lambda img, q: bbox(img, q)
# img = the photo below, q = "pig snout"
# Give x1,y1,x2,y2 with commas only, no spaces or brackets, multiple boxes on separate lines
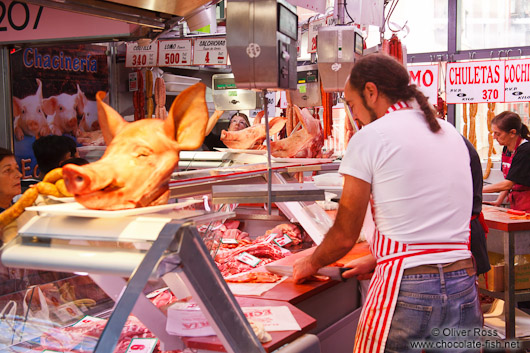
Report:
66,117,77,130
27,120,40,134
62,164,93,194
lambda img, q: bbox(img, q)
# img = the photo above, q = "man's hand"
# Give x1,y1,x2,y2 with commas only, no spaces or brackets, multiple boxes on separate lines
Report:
342,254,377,280
293,256,319,284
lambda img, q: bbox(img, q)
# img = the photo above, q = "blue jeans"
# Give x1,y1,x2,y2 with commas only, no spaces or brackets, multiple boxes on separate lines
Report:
385,267,482,353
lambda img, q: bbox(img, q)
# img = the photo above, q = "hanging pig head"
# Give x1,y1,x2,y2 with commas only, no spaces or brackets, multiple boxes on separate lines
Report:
63,83,209,210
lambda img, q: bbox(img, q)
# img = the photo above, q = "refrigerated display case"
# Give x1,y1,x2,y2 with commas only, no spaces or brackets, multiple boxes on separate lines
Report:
0,161,365,353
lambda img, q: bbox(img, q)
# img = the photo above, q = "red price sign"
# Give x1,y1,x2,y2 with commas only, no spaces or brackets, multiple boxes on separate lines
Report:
193,37,227,65
307,18,325,53
158,39,191,67
125,338,158,353
125,42,157,68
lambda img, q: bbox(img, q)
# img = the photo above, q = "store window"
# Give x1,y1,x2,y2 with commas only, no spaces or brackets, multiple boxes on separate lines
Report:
368,0,448,54
459,0,530,51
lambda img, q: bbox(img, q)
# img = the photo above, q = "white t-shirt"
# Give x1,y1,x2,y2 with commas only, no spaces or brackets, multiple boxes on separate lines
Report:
339,107,472,269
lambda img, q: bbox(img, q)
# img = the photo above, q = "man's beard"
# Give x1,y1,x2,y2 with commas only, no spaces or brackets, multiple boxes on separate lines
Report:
360,93,378,123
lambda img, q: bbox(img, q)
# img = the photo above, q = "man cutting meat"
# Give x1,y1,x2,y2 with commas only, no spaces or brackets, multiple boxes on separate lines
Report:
293,54,481,352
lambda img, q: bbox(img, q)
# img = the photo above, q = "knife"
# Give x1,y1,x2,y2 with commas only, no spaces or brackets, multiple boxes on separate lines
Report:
485,205,526,216
265,264,351,282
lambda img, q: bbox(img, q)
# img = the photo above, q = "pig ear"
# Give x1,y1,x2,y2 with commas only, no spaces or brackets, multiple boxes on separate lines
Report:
253,111,264,125
299,107,319,135
36,79,43,99
164,83,208,151
293,106,318,135
42,97,56,116
268,116,287,135
96,91,127,144
12,97,21,117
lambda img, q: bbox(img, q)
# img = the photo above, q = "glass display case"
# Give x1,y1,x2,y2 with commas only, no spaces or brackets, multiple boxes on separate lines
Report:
0,160,343,352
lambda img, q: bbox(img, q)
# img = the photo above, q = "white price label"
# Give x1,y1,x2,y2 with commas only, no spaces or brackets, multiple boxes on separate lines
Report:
263,232,278,243
446,60,505,103
221,238,239,244
158,39,192,67
125,338,158,353
236,252,262,267
126,42,158,68
308,18,325,53
297,26,302,58
193,37,228,65
273,234,293,247
73,315,106,327
54,302,84,323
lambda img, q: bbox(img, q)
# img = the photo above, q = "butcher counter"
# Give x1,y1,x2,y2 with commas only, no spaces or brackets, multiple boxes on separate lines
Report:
0,201,369,353
480,205,530,347
185,242,371,353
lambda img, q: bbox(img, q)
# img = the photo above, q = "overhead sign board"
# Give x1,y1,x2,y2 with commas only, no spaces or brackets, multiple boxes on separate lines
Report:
125,42,158,68
445,60,505,103
193,37,227,65
0,0,131,44
408,64,439,105
307,17,325,53
504,58,530,102
158,39,192,67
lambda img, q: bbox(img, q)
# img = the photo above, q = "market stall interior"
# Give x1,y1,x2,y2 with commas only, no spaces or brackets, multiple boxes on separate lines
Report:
2,0,530,352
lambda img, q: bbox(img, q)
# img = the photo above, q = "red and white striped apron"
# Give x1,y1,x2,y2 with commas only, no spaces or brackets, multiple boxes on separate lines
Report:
353,228,470,353
353,101,470,353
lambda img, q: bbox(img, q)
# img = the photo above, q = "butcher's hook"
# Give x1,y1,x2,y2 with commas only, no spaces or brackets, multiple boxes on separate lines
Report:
506,49,512,59
498,50,505,59
469,52,476,60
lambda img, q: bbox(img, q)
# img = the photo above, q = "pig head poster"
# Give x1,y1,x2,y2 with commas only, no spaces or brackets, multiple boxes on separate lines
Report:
10,44,108,179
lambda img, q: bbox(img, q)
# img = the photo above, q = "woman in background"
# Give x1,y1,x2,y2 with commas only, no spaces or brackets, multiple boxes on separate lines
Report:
483,111,530,212
0,148,22,213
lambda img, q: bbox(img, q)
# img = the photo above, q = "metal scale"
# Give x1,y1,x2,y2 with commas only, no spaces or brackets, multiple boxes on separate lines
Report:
224,0,325,212
317,25,364,92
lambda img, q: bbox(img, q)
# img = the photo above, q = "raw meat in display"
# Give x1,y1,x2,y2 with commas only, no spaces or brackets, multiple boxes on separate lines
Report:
63,83,209,210
215,241,289,277
270,106,324,158
225,271,282,283
255,223,303,246
220,116,286,149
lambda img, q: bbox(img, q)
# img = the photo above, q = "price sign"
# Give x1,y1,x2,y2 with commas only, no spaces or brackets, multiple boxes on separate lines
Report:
273,234,293,247
446,60,505,103
408,64,439,105
125,42,157,68
236,252,261,267
125,338,158,353
193,37,227,65
307,17,325,53
158,39,192,67
504,58,530,102
72,315,106,327
297,26,302,58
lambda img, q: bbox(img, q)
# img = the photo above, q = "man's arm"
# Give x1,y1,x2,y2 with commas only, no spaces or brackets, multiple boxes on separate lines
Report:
293,175,371,283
